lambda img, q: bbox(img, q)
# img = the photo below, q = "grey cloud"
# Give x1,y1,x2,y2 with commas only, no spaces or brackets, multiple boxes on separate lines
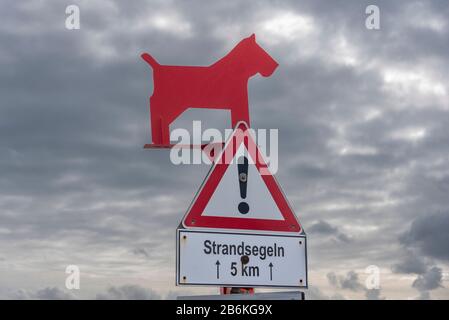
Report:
309,220,339,234
340,271,364,291
416,291,431,300
308,220,351,243
400,212,449,261
96,285,161,300
327,272,339,287
12,285,165,300
394,216,446,297
392,251,428,275
365,289,385,300
305,286,346,300
1,0,449,300
11,287,77,300
132,247,151,259
412,267,443,291
327,271,363,291
328,271,386,299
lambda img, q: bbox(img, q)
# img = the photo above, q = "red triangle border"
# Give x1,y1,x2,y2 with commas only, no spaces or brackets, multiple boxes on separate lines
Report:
182,122,302,233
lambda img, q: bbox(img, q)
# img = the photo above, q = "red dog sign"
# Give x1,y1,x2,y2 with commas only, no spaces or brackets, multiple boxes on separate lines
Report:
141,34,278,146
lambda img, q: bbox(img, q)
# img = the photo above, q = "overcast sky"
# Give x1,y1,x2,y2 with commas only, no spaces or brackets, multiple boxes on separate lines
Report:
1,0,448,299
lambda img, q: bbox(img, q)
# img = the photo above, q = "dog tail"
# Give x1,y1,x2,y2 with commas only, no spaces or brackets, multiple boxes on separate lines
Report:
141,53,160,69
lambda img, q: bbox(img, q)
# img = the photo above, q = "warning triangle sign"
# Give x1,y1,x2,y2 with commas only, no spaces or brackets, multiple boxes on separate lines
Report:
182,122,303,233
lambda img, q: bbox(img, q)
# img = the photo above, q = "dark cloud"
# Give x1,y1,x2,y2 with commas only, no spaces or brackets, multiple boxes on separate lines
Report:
308,220,350,243
309,220,338,234
412,267,443,291
340,271,364,291
400,212,449,261
328,270,386,300
393,213,447,298
327,271,364,291
394,220,445,297
392,251,428,275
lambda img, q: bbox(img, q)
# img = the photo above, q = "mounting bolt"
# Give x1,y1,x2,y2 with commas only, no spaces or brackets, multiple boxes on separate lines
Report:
299,279,303,284
182,276,187,281
299,240,302,245
183,235,187,240
191,219,196,225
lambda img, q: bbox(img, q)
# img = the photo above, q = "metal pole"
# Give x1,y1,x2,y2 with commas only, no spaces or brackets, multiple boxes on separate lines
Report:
220,287,255,295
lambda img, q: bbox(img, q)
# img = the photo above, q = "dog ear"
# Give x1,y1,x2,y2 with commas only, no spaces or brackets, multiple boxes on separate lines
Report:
250,33,256,41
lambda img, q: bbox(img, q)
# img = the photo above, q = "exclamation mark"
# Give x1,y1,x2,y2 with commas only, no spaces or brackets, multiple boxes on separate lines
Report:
237,156,249,214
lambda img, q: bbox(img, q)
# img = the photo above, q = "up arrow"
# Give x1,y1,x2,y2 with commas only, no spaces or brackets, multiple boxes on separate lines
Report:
269,262,274,281
216,260,221,279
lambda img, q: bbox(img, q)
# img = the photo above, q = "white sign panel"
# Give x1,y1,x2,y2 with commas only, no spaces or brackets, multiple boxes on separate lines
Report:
176,229,307,288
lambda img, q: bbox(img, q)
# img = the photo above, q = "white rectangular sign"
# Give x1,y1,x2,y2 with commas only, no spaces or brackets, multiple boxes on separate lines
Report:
176,229,307,288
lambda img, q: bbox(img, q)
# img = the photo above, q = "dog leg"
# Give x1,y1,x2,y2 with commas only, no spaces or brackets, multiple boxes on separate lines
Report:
150,116,171,146
150,115,163,145
160,117,170,145
150,97,164,145
150,96,171,146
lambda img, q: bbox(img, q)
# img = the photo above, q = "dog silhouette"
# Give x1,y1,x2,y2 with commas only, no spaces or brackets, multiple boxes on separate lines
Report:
141,34,278,146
